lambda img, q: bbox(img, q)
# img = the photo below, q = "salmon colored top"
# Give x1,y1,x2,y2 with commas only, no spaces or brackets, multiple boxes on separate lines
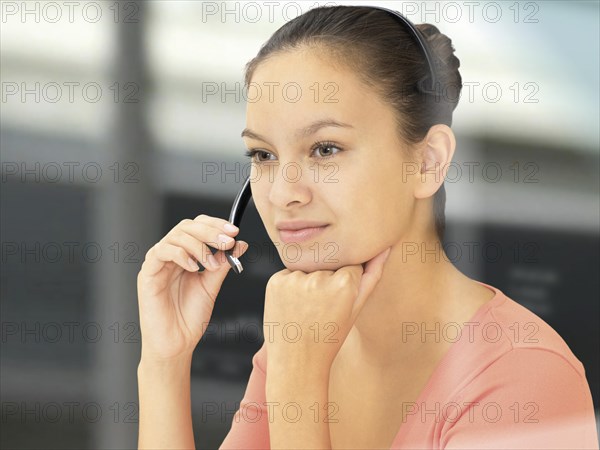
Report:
220,281,599,449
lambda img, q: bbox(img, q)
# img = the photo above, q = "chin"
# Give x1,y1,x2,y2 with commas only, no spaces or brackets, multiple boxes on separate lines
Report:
280,257,345,273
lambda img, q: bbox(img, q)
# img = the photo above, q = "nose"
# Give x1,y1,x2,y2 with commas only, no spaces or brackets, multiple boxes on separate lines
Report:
267,162,312,209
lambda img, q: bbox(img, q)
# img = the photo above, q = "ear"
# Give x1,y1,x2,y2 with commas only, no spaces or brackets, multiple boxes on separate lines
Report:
414,124,456,200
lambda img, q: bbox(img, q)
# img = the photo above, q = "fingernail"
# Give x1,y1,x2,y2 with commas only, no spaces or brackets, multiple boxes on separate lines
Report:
208,254,219,268
224,223,238,233
218,233,234,244
188,258,199,270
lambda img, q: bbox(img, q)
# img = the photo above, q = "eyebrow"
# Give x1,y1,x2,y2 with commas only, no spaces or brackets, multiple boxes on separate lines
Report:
240,118,354,144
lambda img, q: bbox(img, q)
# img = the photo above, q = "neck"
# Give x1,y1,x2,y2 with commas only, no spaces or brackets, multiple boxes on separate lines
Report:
346,228,484,372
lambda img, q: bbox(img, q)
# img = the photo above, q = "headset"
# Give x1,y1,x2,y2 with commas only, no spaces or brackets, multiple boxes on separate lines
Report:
224,6,438,274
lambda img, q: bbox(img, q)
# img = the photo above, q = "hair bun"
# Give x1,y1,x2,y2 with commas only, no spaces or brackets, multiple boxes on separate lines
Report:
416,23,461,72
416,23,462,110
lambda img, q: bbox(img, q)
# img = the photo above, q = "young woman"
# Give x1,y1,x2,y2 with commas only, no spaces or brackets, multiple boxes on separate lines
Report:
137,5,599,449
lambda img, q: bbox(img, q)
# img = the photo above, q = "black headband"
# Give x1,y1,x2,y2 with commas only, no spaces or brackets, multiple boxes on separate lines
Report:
368,6,439,95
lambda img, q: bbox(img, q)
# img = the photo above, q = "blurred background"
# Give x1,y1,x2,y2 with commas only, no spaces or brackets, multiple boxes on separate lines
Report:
1,0,598,448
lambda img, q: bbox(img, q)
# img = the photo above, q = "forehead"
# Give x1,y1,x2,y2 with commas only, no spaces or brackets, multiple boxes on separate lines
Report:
245,49,391,133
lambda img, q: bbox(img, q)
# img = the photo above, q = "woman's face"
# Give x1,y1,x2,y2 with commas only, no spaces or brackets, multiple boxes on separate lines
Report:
242,48,419,272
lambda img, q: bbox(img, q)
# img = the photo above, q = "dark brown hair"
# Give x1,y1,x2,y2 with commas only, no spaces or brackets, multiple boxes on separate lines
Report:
244,5,463,242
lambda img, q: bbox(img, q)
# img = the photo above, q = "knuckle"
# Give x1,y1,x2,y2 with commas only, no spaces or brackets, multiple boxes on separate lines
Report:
336,271,353,286
177,247,188,260
144,244,155,260
266,275,277,287
267,272,283,288
306,274,321,290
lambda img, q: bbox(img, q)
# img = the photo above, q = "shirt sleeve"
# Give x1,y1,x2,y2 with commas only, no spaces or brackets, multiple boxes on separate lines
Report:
441,348,599,449
219,342,270,450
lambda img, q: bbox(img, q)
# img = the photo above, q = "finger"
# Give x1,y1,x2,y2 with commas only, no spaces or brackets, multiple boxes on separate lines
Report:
140,215,240,277
178,220,239,253
200,241,250,297
213,240,250,265
141,241,200,277
350,247,391,321
192,214,240,236
164,230,221,271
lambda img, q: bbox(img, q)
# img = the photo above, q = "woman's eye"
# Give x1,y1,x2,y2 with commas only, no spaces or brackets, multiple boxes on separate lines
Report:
244,149,274,162
313,142,342,159
243,142,343,163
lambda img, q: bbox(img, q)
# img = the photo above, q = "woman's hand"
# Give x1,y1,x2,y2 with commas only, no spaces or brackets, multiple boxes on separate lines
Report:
263,246,392,373
137,214,249,363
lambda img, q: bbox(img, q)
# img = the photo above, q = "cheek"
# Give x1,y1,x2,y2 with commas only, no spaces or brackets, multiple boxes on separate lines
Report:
320,180,385,261
341,170,411,243
340,163,398,216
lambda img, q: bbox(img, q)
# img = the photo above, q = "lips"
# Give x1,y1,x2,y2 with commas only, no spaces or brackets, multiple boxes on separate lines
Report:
278,224,329,244
275,220,329,231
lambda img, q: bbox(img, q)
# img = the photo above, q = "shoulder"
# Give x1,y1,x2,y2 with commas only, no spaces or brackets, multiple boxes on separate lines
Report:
440,288,598,448
457,346,589,403
486,288,586,378
436,285,592,408
442,346,598,449
437,285,588,395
